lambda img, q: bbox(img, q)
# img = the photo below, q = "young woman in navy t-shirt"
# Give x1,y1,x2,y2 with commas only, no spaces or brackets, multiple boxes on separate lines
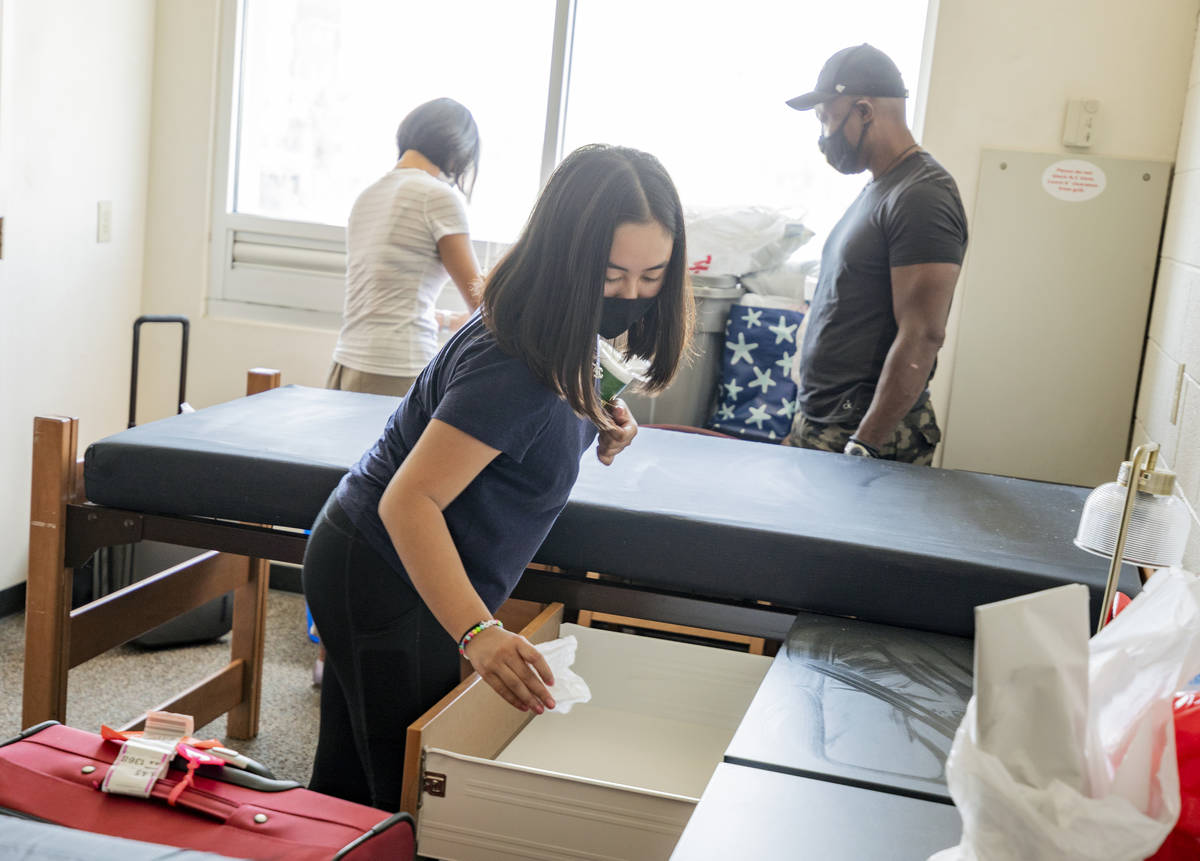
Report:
302,144,694,811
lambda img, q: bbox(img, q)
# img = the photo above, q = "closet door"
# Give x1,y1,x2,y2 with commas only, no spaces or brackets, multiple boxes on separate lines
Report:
941,150,1170,487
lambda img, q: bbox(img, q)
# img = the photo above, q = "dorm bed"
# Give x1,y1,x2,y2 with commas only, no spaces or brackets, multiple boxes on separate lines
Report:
24,378,1135,739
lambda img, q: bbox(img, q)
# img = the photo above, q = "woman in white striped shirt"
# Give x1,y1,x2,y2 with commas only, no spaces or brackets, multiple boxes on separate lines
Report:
329,98,484,397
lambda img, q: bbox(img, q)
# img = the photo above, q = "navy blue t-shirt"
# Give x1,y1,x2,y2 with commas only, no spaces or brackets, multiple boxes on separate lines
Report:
335,314,598,613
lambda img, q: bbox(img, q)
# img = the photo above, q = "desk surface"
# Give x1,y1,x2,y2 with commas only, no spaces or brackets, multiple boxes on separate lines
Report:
669,763,962,861
725,612,972,803
84,385,1136,636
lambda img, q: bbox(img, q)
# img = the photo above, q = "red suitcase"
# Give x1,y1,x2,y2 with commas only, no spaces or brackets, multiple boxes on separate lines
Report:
0,722,413,860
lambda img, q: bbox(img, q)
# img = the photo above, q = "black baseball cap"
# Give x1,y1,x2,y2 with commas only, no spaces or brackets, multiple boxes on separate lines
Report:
786,43,908,111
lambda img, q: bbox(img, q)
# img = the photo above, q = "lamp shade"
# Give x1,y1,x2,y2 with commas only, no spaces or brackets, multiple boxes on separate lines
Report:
1074,477,1190,567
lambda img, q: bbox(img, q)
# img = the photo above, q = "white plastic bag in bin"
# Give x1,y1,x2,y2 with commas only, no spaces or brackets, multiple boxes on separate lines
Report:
930,568,1200,861
685,205,813,279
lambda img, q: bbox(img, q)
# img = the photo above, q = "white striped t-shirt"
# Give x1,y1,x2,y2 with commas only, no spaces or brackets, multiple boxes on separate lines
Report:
332,168,470,376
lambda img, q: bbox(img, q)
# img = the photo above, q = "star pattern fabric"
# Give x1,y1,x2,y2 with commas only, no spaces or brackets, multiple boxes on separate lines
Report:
749,366,776,393
726,332,758,365
767,315,798,345
709,304,806,442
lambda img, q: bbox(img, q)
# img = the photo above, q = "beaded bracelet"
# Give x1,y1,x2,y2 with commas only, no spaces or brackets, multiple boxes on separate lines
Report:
458,619,504,658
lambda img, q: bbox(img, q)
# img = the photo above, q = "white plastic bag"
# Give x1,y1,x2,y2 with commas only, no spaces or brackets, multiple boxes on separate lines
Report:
684,205,813,279
931,568,1200,861
740,259,819,304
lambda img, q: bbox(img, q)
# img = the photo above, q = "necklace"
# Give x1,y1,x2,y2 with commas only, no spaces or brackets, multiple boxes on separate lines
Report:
876,143,920,180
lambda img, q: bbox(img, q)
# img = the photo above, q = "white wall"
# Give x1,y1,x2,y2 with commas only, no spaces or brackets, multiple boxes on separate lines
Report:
1136,22,1200,570
137,1,336,423
918,0,1199,449
0,1,156,592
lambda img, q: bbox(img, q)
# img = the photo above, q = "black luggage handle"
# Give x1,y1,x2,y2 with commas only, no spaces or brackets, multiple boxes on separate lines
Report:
130,315,189,428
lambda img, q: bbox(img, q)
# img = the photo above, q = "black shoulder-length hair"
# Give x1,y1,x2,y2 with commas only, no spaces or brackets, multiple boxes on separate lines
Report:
482,144,694,430
395,98,480,198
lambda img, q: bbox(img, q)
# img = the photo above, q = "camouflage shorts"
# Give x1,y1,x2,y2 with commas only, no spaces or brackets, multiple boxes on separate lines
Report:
783,401,942,466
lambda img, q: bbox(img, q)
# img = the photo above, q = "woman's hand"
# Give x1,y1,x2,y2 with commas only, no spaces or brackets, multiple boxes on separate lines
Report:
464,626,557,714
435,309,471,331
596,398,637,465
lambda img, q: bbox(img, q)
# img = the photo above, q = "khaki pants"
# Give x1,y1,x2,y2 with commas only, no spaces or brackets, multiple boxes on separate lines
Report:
326,362,417,398
784,400,942,466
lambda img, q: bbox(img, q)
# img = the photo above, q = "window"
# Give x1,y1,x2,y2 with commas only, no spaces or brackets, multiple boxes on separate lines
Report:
564,0,928,242
210,0,565,326
209,0,929,326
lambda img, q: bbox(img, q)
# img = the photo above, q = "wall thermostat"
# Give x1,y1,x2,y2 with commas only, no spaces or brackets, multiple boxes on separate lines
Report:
1063,98,1099,148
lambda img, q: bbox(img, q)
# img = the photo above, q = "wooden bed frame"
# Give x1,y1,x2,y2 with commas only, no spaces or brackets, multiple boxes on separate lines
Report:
22,368,792,739
21,369,293,738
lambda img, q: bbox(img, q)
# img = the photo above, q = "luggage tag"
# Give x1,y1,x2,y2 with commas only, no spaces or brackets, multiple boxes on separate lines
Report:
100,711,195,800
99,710,265,800
101,710,223,752
100,737,176,798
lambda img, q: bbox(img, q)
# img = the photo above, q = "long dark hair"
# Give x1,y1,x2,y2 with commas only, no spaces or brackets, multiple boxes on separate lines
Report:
395,98,480,198
483,144,694,429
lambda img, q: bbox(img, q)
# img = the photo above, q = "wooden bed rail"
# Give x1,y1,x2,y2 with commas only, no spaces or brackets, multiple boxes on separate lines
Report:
22,369,281,738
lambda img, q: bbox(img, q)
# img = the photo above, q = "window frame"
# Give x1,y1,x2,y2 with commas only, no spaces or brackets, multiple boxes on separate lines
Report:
207,0,576,328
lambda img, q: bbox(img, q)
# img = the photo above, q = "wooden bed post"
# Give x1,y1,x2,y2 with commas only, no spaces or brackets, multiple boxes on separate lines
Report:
22,416,80,728
226,368,281,739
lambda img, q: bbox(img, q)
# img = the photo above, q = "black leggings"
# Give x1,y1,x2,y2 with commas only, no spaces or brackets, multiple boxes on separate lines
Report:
302,493,460,811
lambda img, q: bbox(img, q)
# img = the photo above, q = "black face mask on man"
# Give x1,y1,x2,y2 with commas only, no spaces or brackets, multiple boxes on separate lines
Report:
818,106,871,175
598,297,656,339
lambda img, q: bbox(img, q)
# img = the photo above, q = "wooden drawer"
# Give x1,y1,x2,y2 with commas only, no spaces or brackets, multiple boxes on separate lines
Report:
403,603,772,860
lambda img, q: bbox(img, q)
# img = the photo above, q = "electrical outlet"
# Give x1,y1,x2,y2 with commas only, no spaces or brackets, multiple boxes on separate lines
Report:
97,201,112,243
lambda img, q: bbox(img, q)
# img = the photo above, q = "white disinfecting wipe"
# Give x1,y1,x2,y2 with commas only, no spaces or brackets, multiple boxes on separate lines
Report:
535,635,591,714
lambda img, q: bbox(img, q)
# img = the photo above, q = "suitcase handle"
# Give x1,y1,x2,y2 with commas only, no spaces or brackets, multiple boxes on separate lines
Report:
1,721,61,748
129,315,189,428
333,810,415,860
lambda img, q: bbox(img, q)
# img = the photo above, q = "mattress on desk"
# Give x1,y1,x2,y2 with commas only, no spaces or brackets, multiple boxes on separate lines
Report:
540,423,1137,636
84,385,1135,636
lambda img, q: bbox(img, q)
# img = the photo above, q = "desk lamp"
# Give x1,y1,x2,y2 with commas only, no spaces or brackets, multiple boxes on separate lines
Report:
1074,442,1190,631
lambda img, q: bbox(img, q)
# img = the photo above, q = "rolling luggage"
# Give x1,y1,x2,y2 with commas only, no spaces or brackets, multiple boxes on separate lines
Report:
0,722,414,860
79,315,234,647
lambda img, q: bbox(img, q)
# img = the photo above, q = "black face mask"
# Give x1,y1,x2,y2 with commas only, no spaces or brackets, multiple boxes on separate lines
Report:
599,297,656,339
818,108,871,175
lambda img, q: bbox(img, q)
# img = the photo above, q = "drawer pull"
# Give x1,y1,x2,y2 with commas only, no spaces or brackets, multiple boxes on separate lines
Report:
423,772,447,797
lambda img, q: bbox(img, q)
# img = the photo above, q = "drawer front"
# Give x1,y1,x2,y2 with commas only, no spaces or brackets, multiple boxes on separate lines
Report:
402,602,564,818
419,749,693,861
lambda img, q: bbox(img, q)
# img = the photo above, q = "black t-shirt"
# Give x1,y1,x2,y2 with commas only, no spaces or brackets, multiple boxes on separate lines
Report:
335,314,598,613
798,151,968,423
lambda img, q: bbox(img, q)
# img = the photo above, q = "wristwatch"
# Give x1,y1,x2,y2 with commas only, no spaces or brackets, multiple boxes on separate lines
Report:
843,437,880,458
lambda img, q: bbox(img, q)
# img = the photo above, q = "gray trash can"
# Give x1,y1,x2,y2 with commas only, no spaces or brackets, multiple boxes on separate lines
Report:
622,277,743,427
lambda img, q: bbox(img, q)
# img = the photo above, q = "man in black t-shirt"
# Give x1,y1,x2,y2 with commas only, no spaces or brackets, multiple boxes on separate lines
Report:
783,44,968,465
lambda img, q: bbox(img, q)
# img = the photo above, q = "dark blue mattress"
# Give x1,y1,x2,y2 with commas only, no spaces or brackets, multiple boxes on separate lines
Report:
83,385,1135,636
